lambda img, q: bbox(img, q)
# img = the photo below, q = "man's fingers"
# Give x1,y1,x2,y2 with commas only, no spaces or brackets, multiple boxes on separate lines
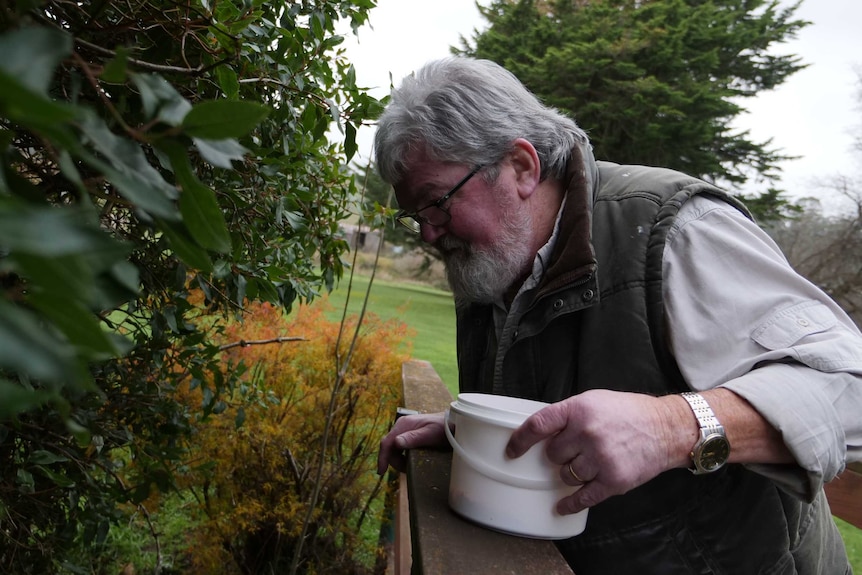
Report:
506,404,568,458
377,412,447,475
377,448,406,475
556,481,607,515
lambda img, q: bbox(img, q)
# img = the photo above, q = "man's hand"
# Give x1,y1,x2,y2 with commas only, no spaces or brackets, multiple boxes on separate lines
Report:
377,412,448,475
506,390,692,515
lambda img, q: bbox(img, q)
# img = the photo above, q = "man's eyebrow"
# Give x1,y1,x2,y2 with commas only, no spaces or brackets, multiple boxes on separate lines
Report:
406,180,448,204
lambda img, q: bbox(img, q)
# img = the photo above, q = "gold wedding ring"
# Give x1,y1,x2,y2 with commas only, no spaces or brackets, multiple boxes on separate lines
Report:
567,462,586,483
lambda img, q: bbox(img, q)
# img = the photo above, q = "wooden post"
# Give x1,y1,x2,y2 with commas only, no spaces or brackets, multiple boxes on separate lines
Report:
826,462,862,530
394,473,411,574
396,360,574,575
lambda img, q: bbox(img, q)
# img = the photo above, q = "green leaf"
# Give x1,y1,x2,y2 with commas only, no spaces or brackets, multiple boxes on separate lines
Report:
16,469,35,494
253,278,280,304
12,254,96,305
160,140,232,253
0,299,77,383
182,100,270,139
35,466,76,488
109,260,141,296
100,47,130,84
130,73,192,125
344,122,357,162
215,66,240,100
131,482,151,504
29,450,70,465
0,379,53,419
76,111,180,220
193,137,248,169
326,97,341,130
0,27,72,95
65,419,91,448
28,292,123,359
311,11,325,40
0,69,77,132
56,150,85,194
158,220,214,272
0,200,129,257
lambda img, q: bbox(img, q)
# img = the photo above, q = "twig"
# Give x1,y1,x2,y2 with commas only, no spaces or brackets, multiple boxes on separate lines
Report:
69,51,137,138
288,159,386,575
218,336,306,351
137,503,164,575
75,36,205,74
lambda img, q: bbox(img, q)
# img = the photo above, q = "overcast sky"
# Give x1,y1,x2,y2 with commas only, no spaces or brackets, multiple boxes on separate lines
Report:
342,0,861,204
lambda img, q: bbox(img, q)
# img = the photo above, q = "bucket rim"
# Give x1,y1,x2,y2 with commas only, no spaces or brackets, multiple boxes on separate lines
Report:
450,393,548,428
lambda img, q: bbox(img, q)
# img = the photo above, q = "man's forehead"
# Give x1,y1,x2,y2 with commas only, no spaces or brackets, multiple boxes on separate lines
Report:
396,150,453,194
399,146,438,177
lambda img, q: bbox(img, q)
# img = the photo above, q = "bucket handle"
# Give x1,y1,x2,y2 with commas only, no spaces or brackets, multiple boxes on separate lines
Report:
444,409,563,490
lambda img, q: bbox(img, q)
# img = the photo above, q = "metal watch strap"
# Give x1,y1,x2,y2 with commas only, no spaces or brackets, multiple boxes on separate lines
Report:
680,392,722,434
680,391,730,474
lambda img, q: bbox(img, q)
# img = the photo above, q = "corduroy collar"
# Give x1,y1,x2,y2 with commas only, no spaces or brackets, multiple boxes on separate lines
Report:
535,142,599,299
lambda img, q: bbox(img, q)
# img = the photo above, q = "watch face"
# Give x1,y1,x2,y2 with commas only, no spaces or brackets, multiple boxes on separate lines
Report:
699,434,731,471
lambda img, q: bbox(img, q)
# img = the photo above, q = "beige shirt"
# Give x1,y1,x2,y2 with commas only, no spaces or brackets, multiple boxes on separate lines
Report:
664,194,862,498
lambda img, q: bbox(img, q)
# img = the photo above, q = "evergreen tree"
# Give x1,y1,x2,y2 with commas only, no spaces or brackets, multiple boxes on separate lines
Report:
458,0,808,191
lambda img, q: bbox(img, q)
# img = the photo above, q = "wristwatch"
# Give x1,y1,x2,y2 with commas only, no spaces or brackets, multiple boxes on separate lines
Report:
680,392,731,474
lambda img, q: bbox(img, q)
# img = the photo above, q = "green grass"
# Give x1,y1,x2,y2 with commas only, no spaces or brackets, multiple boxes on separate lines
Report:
322,272,862,571
837,518,862,569
321,273,459,395
64,491,195,574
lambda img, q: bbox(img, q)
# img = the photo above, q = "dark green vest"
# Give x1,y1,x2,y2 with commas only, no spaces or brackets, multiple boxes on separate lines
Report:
455,161,848,574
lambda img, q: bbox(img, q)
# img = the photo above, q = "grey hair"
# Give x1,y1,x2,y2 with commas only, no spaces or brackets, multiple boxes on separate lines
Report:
373,57,589,185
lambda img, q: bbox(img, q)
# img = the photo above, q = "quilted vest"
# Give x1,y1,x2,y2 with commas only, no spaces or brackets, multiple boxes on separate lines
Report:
454,160,849,574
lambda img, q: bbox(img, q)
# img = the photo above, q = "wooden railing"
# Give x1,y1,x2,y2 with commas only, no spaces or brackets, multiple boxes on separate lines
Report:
388,359,862,574
825,461,862,529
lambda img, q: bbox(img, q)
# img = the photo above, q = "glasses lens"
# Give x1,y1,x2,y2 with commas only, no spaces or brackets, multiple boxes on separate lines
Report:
416,206,450,227
396,215,421,233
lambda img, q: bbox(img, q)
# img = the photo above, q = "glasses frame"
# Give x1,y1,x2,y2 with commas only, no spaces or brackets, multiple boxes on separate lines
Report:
395,164,484,233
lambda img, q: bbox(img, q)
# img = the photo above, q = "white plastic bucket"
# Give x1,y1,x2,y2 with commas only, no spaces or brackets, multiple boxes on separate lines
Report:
445,393,589,539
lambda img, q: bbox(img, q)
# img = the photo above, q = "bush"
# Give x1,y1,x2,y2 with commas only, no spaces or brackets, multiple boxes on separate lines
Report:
176,301,410,574
0,0,382,570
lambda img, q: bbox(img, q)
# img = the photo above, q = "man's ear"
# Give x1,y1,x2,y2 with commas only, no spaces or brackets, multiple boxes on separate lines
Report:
510,138,541,200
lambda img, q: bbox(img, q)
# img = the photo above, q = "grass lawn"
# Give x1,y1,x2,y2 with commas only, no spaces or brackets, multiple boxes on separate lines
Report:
320,273,459,396
322,272,862,571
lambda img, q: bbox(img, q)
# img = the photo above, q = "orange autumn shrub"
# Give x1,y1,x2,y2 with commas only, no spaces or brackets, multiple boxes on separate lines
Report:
178,301,411,574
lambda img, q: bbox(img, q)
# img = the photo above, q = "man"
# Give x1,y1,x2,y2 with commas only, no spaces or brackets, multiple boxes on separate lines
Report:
375,57,862,574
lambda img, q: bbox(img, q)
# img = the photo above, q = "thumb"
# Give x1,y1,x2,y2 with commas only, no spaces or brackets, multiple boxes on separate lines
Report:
506,405,566,458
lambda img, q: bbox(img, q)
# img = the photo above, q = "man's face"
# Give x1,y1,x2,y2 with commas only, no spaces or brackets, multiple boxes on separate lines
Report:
394,149,535,303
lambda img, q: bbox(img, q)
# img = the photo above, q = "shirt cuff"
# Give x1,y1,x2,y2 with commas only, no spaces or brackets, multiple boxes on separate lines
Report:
720,361,847,501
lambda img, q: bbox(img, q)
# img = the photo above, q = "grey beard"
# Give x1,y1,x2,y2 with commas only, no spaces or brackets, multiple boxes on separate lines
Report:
438,210,534,304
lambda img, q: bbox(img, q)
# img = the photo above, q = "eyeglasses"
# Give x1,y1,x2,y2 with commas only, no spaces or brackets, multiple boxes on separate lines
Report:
395,165,484,233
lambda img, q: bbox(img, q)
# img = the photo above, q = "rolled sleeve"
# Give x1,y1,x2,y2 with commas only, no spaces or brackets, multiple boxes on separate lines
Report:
723,362,850,500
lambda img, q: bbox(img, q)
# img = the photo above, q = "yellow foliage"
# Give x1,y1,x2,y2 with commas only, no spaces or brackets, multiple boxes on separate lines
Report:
176,301,411,574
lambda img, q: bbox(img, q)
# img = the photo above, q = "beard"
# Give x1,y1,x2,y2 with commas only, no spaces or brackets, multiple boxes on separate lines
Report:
436,206,534,304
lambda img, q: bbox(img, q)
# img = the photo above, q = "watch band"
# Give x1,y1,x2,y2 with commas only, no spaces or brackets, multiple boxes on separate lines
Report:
680,392,722,434
680,391,730,474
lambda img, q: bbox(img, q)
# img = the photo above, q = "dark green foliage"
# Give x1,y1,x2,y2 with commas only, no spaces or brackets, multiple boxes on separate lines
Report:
0,0,382,571
458,0,808,191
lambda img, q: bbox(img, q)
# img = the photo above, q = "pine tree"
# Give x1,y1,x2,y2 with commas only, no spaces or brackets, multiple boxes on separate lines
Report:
458,0,808,190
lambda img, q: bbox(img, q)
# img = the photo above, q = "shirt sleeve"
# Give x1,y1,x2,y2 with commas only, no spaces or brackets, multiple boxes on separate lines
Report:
662,194,862,500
